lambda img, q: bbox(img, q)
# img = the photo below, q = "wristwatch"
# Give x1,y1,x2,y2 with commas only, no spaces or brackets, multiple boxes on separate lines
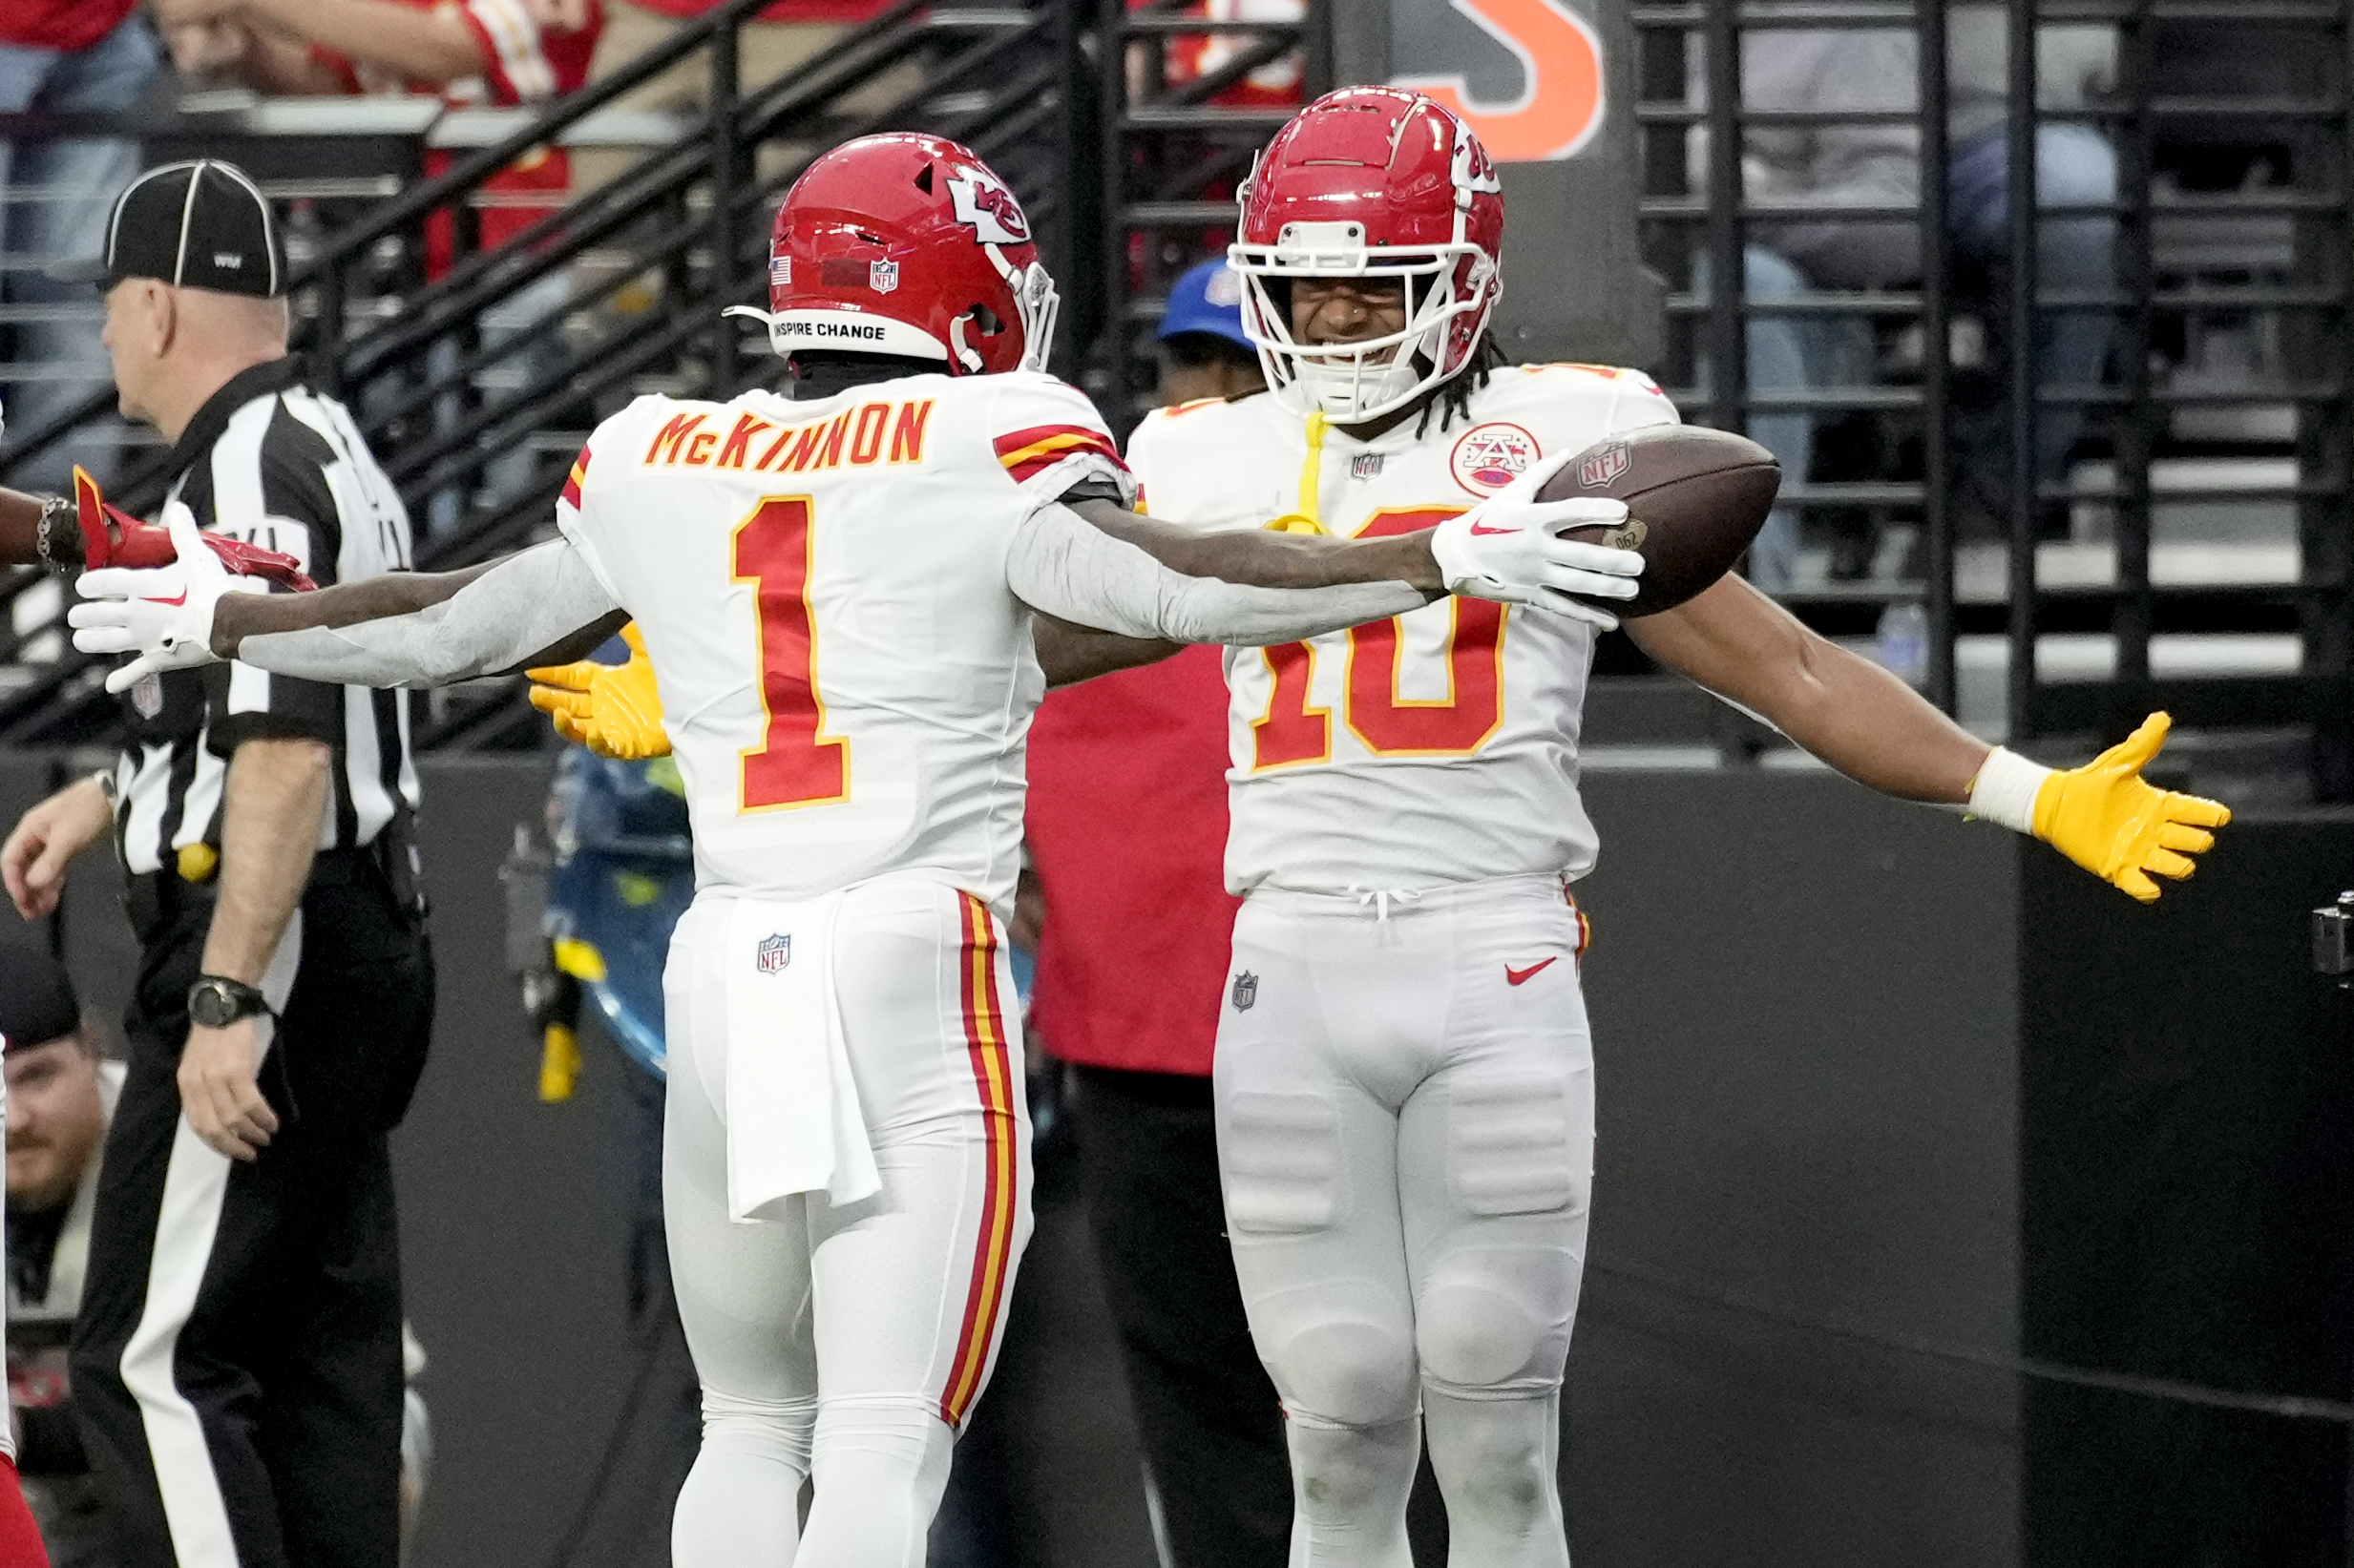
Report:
187,975,272,1029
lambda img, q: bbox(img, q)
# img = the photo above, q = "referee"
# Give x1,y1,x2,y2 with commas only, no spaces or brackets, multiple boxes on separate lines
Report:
0,161,432,1568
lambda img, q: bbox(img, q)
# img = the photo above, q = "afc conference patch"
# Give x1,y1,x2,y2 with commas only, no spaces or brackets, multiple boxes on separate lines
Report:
1449,421,1540,494
1230,971,1258,1012
756,933,792,973
1578,440,1630,490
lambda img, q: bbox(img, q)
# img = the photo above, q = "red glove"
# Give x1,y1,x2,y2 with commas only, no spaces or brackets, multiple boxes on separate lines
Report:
73,466,315,592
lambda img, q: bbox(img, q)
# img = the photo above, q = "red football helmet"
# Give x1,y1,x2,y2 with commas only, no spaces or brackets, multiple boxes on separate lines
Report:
727,133,1058,375
1229,87,1504,422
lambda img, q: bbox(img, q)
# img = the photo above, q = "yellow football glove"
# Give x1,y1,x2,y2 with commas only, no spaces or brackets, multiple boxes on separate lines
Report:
527,621,670,760
1971,712,2230,903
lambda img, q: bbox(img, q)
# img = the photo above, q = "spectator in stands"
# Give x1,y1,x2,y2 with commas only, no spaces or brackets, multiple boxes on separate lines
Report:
1018,259,1288,1568
4,944,116,1566
1722,11,2119,584
160,0,605,533
0,2,160,493
1154,258,1266,408
588,0,890,133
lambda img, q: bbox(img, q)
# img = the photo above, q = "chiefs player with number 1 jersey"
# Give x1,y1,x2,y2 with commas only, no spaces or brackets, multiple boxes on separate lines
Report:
1127,88,2231,1567
64,133,1634,1566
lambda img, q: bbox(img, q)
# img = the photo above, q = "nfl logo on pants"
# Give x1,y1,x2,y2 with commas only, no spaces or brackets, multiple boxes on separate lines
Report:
757,933,792,973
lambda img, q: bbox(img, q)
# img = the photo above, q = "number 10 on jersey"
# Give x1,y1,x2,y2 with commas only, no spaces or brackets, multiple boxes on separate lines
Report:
735,496,850,811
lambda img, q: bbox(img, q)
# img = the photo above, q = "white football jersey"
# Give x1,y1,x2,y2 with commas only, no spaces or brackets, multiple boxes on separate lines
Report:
557,369,1131,909
1127,363,1679,894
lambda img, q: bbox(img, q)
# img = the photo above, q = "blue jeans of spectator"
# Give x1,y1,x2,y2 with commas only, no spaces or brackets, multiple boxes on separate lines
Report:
1738,123,2119,583
1718,247,1875,588
0,13,160,491
1947,122,2119,507
423,269,573,536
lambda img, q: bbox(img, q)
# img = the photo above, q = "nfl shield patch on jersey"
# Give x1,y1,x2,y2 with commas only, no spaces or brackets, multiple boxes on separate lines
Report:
1230,971,1258,1012
756,933,792,973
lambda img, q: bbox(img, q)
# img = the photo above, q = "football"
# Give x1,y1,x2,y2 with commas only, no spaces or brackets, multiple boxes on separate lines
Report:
1540,424,1781,617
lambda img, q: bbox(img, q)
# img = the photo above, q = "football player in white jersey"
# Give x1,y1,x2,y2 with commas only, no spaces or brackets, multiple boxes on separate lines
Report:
1119,88,2233,1568
63,132,1641,1568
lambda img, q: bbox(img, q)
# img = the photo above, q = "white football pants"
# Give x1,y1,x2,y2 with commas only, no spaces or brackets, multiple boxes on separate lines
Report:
1214,874,1594,1568
662,878,1031,1568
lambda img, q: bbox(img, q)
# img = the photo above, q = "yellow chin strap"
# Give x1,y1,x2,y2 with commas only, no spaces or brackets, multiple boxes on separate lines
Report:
1265,408,1330,536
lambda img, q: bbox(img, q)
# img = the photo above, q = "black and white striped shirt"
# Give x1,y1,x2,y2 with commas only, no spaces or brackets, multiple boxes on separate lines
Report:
113,357,421,875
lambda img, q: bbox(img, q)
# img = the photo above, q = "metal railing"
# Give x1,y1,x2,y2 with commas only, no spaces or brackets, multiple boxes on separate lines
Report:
1076,0,1328,429
1638,0,2354,798
0,0,1082,748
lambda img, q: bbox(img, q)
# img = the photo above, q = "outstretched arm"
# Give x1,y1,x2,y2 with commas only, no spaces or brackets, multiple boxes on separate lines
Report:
1629,575,2232,902
71,526,624,691
1007,500,1437,647
1626,574,1986,803
221,541,625,684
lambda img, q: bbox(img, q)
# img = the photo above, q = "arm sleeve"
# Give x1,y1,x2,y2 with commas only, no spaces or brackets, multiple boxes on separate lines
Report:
207,431,348,754
1005,502,1425,646
237,539,620,688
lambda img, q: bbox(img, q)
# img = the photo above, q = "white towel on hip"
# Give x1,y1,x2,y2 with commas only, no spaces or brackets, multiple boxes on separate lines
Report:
719,890,881,1222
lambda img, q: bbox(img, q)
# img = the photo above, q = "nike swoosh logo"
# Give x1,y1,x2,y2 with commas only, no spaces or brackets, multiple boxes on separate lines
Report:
1505,957,1559,986
1468,522,1520,536
143,592,188,607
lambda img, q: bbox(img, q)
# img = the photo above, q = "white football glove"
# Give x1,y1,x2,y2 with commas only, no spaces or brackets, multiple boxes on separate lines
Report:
1429,449,1644,630
68,505,263,694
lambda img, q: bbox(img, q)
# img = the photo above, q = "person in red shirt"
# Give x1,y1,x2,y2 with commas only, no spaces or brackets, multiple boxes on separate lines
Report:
0,1,162,493
161,0,603,533
1019,271,1291,1568
157,0,603,277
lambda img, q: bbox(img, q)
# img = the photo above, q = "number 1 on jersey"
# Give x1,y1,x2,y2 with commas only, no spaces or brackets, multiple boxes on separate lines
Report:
734,496,849,811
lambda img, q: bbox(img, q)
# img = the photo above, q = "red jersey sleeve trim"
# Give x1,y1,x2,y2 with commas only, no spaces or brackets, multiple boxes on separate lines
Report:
993,424,1127,485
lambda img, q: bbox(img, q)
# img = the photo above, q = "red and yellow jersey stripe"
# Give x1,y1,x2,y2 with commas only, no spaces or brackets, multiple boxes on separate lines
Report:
993,423,1126,487
940,892,1020,1428
559,444,592,510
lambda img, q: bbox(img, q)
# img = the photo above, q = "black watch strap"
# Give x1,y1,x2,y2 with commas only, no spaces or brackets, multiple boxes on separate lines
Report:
188,974,272,1028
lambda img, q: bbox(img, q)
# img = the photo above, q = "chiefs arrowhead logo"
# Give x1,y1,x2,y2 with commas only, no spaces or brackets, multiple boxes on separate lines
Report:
946,167,1031,246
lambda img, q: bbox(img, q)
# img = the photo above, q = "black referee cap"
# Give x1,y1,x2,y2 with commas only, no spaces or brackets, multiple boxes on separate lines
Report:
53,159,284,299
0,942,81,1054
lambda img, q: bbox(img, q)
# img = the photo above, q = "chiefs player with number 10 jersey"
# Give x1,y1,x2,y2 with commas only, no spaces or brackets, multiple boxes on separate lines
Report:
1126,88,2232,1567
64,133,1638,1566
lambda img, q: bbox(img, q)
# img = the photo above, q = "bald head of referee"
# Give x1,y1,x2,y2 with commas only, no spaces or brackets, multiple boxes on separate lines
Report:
56,159,291,442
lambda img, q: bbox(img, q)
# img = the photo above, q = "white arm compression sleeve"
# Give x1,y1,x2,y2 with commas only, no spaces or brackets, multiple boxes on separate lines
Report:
238,539,622,688
1005,501,1427,645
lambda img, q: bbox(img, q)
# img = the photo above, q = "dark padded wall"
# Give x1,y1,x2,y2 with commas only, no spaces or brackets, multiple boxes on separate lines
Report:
2020,808,2354,1568
1568,770,2024,1568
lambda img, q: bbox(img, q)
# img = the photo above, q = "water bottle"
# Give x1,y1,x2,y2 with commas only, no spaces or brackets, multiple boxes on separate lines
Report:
1875,600,1929,688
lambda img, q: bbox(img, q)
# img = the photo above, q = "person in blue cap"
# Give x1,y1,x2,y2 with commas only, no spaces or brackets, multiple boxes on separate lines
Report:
1154,257,1268,408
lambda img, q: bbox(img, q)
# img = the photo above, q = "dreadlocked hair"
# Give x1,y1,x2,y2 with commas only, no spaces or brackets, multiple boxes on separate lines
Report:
1415,335,1506,440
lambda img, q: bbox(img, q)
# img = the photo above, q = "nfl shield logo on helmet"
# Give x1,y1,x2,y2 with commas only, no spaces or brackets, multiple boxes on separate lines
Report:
1449,422,1541,495
1230,971,1258,1012
756,933,792,973
869,260,899,294
1578,441,1630,490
